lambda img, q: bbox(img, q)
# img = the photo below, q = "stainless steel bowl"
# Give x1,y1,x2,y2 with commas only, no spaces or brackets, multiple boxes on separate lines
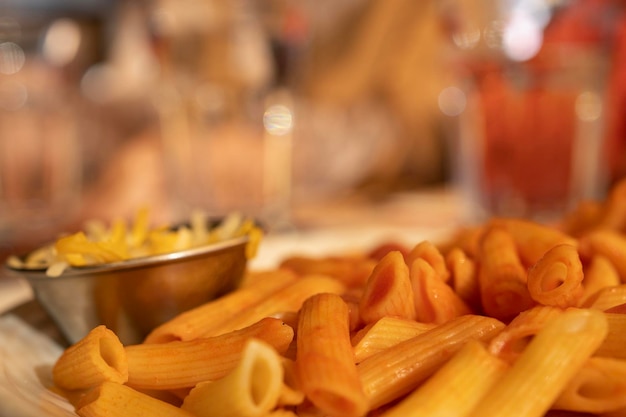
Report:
4,234,250,345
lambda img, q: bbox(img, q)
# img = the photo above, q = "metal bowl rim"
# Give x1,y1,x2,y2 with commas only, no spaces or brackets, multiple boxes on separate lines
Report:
4,235,250,281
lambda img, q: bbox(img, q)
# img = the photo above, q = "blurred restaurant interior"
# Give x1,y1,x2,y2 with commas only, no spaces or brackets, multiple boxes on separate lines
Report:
2,0,626,256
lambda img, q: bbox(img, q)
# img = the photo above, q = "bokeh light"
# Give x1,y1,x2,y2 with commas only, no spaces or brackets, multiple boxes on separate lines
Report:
575,91,602,122
438,86,467,117
42,18,82,67
502,12,543,61
0,42,25,74
453,26,481,50
263,104,293,136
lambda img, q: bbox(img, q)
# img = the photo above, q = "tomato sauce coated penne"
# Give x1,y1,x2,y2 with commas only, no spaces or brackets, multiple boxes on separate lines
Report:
358,251,415,324
49,178,626,417
405,241,450,283
380,340,508,417
527,244,584,308
470,308,608,417
357,314,505,410
487,217,578,266
477,227,535,321
296,293,368,417
409,258,471,324
144,269,298,343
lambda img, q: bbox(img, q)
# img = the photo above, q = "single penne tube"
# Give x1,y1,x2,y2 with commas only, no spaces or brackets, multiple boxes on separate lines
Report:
144,269,297,343
469,308,608,417
553,357,626,414
606,303,626,313
409,258,471,324
526,244,584,308
405,241,450,282
580,256,621,306
263,410,298,417
488,305,564,363
76,381,194,417
358,251,416,324
181,339,284,417
446,247,480,312
357,314,505,410
559,200,604,237
487,218,577,266
352,317,435,363
380,340,509,417
477,227,535,321
204,274,346,337
53,325,128,391
343,290,365,332
280,255,377,288
598,408,626,417
277,358,305,406
276,382,305,408
296,293,368,417
578,229,626,282
585,284,626,312
595,313,626,359
437,226,484,258
125,317,294,390
595,177,626,230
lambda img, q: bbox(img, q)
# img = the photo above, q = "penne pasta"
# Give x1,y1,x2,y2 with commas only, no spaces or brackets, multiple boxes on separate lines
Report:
446,247,480,312
358,251,416,324
477,227,535,321
560,199,604,237
409,258,471,324
144,269,297,343
125,317,293,390
585,284,626,312
280,255,376,288
277,358,305,407
488,305,564,363
553,357,626,414
580,256,621,306
606,302,626,314
52,325,128,391
380,340,508,417
487,218,577,266
181,339,284,417
600,408,626,417
263,410,298,417
351,316,435,364
526,244,584,308
578,229,626,282
405,240,450,282
296,293,368,417
596,177,626,231
469,308,608,417
595,313,626,359
357,314,505,410
49,176,626,417
440,225,485,258
76,381,194,417
204,274,346,337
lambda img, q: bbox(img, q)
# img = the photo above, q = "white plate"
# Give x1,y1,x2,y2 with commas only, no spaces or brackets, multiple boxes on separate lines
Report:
0,225,449,417
0,315,76,417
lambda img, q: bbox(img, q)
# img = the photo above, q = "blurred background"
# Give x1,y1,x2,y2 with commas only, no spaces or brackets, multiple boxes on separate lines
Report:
2,0,626,255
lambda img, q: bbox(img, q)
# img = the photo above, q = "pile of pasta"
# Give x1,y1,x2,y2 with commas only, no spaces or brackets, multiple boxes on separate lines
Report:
50,181,626,417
